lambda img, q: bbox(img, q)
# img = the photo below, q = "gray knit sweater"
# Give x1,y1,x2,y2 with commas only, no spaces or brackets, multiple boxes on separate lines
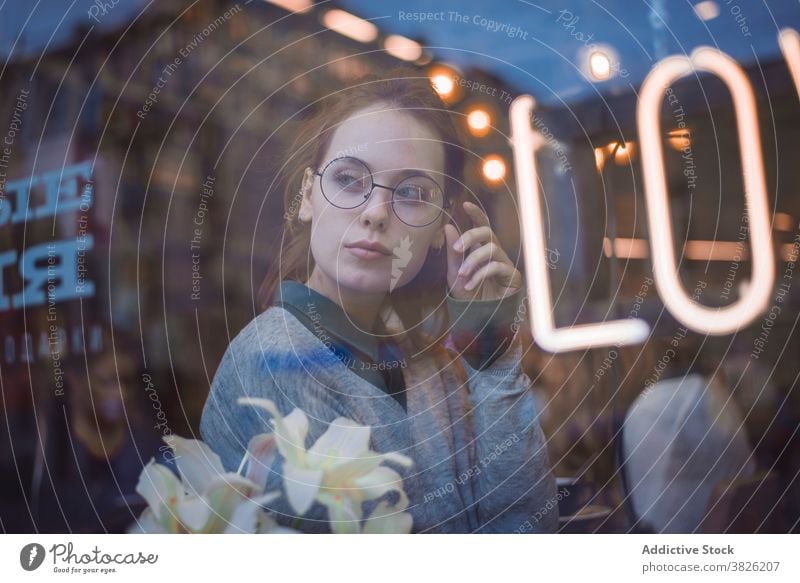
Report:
199,305,558,533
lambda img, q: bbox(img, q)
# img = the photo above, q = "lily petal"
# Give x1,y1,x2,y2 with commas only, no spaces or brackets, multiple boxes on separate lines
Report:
326,451,412,488
135,460,183,521
238,397,309,465
283,464,324,515
176,496,211,532
307,418,371,468
380,451,414,468
317,491,363,534
237,397,281,418
254,490,282,506
169,435,226,496
223,490,282,534
244,433,277,487
275,408,310,465
223,498,262,534
352,466,407,505
200,475,263,533
204,472,263,498
323,454,384,485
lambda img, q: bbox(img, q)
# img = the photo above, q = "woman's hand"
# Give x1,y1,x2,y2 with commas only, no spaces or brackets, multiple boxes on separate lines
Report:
444,201,523,301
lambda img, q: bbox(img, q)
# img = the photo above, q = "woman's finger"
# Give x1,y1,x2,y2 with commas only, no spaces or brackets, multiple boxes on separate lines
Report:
458,241,509,280
464,260,519,291
462,200,491,228
454,225,494,253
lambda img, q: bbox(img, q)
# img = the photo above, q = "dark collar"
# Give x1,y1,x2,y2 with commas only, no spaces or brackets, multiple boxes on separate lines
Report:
274,280,381,363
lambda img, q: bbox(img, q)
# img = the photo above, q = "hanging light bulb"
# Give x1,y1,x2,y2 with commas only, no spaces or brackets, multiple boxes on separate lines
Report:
482,155,506,183
467,108,492,137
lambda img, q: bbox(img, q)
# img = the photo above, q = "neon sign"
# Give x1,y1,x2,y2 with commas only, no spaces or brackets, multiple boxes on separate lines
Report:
510,32,799,353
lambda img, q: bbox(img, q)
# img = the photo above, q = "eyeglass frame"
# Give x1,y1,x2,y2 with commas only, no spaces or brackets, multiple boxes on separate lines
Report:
313,156,451,228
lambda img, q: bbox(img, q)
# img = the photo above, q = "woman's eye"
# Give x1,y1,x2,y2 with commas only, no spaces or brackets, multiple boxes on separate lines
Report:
395,185,426,203
334,171,365,190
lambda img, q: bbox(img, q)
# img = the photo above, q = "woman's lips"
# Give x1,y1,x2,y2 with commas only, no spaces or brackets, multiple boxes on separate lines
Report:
347,246,390,260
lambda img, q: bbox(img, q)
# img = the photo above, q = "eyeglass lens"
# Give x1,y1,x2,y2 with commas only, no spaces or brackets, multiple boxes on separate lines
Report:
319,157,444,227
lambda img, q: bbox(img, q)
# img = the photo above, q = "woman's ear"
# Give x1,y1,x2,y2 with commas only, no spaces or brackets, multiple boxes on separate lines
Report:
298,167,314,223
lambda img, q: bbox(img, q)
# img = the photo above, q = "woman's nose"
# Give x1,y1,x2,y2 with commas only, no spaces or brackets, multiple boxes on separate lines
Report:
358,187,392,229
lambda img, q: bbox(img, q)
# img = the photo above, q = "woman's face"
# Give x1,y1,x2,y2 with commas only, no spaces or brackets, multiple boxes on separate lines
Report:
299,104,447,295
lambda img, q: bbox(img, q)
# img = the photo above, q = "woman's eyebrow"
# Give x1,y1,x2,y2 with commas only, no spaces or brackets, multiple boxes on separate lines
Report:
372,166,437,182
352,155,439,182
395,168,436,179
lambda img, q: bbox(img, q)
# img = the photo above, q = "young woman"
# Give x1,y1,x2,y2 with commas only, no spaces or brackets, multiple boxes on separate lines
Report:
200,67,557,533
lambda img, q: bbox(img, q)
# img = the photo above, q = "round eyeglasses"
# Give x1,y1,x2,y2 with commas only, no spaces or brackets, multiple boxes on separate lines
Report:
314,156,449,227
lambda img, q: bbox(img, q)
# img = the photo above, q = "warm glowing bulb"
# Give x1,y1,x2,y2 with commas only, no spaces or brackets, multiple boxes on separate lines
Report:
594,147,606,171
384,35,423,62
322,9,378,43
614,141,636,165
774,212,794,232
431,74,454,97
667,128,692,151
482,156,506,182
467,109,491,136
589,51,612,80
266,0,312,13
693,1,720,21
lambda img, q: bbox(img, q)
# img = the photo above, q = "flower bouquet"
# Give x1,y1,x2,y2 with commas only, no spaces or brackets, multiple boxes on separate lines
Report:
128,397,413,534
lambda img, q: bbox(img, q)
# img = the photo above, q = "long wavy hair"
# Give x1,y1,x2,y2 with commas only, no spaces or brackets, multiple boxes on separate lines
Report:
257,66,470,358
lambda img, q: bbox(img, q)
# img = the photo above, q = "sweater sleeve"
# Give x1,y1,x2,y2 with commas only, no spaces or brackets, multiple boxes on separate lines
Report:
446,284,525,371
454,327,559,534
198,329,369,533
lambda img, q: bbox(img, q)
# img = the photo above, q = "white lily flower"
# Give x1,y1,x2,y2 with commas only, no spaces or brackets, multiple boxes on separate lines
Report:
238,397,414,534
129,434,287,534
